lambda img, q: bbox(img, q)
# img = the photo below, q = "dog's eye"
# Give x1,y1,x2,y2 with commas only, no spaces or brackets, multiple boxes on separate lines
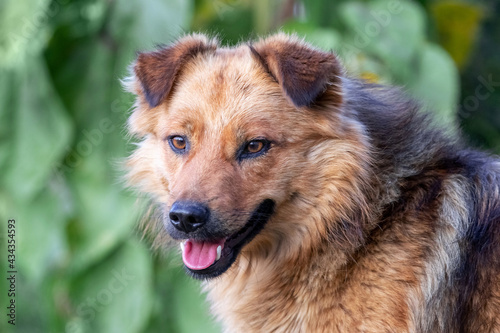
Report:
246,140,265,153
168,136,187,153
240,139,270,160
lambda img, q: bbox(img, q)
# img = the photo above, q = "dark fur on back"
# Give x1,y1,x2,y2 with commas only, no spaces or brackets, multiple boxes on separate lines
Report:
344,80,500,331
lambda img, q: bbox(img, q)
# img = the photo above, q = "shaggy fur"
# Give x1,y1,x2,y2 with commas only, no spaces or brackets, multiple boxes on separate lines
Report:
125,33,500,332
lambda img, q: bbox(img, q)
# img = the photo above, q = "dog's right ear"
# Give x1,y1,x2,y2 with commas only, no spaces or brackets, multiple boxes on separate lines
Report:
250,33,343,108
134,34,218,108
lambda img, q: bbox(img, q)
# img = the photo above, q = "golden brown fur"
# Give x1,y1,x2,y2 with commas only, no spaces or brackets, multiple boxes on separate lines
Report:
125,33,500,332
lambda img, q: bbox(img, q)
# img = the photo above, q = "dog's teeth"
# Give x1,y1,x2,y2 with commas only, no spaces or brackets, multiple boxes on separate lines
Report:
180,241,185,252
216,245,222,261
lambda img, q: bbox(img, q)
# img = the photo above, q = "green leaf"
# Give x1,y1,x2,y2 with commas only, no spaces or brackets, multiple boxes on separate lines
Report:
14,175,71,284
68,239,153,333
281,21,341,51
11,275,61,333
302,0,346,28
110,0,193,53
146,255,221,333
45,32,136,275
0,0,52,68
66,151,139,274
50,13,152,275
1,58,73,202
0,68,15,175
339,0,426,82
56,41,138,274
169,265,221,333
406,43,459,125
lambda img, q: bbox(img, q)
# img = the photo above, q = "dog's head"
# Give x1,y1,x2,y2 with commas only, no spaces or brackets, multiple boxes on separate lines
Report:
126,33,369,279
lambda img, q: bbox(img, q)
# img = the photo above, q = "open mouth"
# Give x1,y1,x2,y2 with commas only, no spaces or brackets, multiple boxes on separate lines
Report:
179,199,275,279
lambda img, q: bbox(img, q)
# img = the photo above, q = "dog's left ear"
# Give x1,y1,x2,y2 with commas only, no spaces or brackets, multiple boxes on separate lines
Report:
251,34,343,107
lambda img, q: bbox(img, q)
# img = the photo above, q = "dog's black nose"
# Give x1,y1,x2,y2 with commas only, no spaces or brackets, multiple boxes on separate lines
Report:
169,201,210,233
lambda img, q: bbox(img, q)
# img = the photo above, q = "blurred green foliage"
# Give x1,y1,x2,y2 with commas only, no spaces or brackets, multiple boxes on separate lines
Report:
0,0,498,332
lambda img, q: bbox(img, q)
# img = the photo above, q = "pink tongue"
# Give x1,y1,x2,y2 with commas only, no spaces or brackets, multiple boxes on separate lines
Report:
182,239,224,270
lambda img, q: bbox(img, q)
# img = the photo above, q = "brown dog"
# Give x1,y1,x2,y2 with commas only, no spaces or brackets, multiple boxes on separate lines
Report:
125,33,500,332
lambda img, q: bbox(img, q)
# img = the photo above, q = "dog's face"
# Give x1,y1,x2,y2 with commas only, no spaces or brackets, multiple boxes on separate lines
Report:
127,34,354,279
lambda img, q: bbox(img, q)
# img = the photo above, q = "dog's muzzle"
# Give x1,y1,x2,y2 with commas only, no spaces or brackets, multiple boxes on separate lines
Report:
174,199,276,279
